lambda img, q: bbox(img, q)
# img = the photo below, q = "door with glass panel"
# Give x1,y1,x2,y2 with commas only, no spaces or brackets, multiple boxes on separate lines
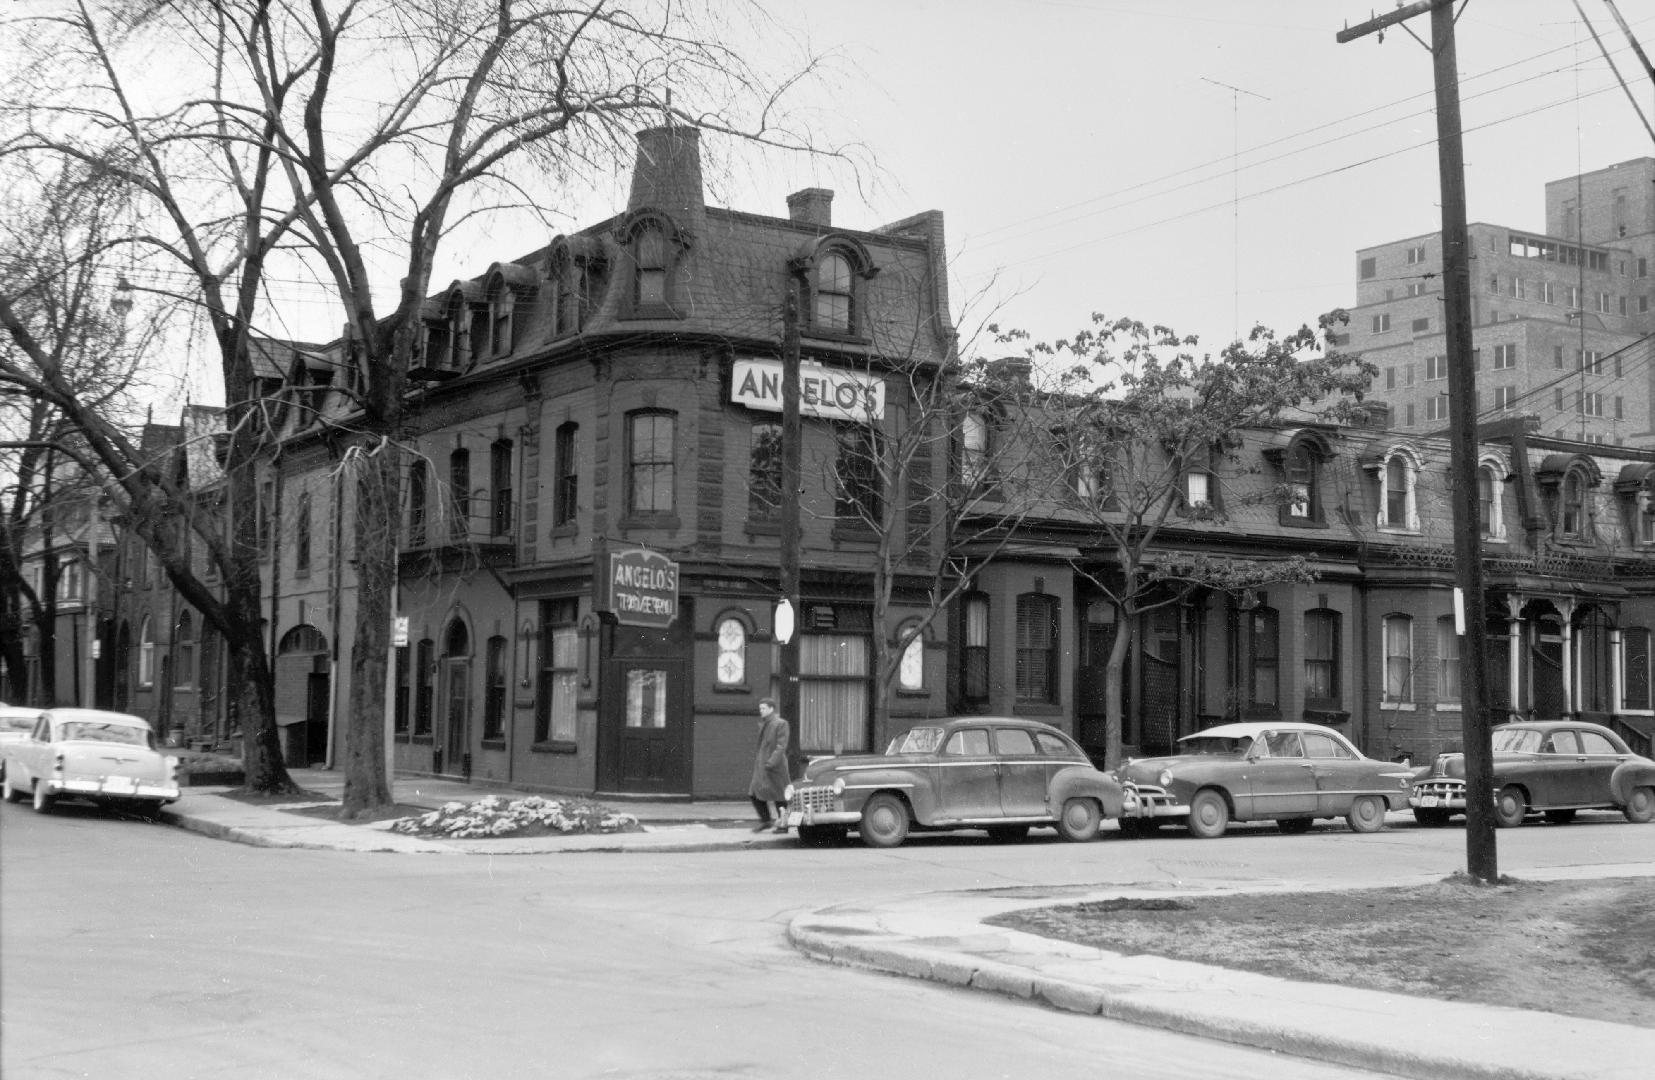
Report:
604,659,686,793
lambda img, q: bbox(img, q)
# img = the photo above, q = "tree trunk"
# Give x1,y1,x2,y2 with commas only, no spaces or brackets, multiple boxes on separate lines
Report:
341,448,395,816
227,617,288,790
1102,603,1132,770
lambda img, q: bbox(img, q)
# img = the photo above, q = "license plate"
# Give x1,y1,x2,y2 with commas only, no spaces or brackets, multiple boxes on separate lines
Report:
787,811,803,827
1419,795,1439,807
101,776,139,794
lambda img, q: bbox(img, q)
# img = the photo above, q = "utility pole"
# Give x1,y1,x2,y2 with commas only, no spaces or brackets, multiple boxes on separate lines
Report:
779,284,803,766
1340,0,1498,883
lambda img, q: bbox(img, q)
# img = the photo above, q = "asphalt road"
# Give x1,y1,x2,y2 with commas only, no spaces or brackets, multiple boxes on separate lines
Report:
4,802,1648,1080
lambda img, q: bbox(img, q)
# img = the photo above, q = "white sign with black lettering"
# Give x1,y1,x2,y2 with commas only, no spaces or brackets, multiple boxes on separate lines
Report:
730,358,885,422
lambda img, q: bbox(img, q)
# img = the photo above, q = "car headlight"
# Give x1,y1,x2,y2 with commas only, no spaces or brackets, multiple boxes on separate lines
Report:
832,777,846,795
1158,769,1173,787
783,783,794,801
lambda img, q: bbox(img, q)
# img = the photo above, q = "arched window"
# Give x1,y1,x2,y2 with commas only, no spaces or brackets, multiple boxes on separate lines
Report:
815,251,853,332
138,616,155,688
634,224,667,307
445,617,470,659
1477,462,1507,540
715,617,746,687
1378,451,1418,530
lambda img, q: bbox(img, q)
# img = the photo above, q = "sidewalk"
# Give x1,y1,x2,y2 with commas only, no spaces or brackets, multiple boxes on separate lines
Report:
156,776,1655,1080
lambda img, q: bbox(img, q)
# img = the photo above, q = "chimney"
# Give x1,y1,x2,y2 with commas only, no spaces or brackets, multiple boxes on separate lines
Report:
787,188,834,228
628,126,704,219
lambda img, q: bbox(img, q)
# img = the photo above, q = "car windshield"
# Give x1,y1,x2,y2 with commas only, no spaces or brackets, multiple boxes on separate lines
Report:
1177,734,1253,756
888,727,945,755
58,721,151,747
0,715,34,733
1492,728,1543,753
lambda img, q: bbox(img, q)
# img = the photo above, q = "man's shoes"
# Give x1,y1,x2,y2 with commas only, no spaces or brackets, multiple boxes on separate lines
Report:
772,824,789,834
751,822,772,833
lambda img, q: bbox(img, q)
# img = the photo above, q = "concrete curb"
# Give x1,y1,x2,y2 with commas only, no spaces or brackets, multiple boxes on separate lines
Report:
786,889,1655,1080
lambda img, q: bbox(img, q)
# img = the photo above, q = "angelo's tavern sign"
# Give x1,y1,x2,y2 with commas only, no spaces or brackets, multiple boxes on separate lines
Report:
730,358,885,422
600,546,680,628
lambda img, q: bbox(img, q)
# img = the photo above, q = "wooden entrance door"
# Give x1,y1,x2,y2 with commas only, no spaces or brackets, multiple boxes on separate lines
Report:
443,658,470,776
599,659,686,793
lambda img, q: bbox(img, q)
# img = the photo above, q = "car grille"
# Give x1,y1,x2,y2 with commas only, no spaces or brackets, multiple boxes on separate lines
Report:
1413,778,1466,799
789,786,840,814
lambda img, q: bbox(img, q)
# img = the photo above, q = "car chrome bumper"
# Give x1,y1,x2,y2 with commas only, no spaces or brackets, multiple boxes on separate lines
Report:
1118,783,1188,819
53,777,179,801
1409,780,1466,810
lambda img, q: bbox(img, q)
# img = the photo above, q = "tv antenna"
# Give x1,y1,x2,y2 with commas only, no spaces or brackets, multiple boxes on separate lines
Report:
1201,77,1270,343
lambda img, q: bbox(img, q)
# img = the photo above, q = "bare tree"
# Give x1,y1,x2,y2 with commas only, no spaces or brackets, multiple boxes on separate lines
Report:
1035,313,1376,769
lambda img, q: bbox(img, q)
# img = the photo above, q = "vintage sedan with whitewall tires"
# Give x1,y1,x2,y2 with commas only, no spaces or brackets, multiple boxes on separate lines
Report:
1409,720,1655,827
0,708,180,818
0,704,41,781
784,717,1127,848
1113,722,1414,838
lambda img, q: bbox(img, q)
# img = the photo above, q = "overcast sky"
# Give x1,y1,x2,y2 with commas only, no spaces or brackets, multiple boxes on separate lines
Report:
159,1,1655,404
693,0,1655,358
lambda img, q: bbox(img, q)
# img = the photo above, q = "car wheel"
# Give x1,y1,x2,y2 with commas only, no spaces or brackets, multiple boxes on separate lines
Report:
986,825,1030,842
1625,786,1655,825
1276,817,1315,835
1055,798,1101,842
31,781,54,815
1493,785,1527,828
1187,789,1229,839
1543,808,1577,825
795,824,845,846
1346,795,1386,833
1413,807,1451,828
858,793,909,848
1,771,24,804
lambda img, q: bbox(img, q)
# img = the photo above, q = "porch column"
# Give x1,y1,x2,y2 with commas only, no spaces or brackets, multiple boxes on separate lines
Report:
1559,598,1575,718
1611,626,1624,716
1505,600,1522,723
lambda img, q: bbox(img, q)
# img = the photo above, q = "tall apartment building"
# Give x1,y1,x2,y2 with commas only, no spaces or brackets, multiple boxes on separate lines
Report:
1345,158,1655,446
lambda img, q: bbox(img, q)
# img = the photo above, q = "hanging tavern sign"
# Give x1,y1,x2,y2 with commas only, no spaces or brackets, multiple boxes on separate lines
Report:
730,358,886,422
602,546,680,628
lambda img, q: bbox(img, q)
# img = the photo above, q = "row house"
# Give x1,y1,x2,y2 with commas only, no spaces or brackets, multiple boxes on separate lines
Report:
252,125,958,794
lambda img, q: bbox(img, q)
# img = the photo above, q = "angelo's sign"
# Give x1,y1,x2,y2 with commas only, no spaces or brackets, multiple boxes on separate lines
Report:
730,358,885,422
602,547,680,628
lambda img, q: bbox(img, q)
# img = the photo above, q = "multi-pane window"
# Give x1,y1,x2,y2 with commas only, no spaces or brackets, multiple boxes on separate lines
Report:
1425,354,1448,380
748,421,783,521
897,624,924,691
1284,445,1316,519
484,635,507,740
1437,615,1460,703
394,646,410,735
1426,394,1449,422
1370,313,1391,333
962,411,990,487
1360,257,1377,279
490,440,512,537
1478,463,1506,539
1015,594,1059,704
962,594,989,705
815,252,854,332
1494,386,1518,410
553,422,578,527
1303,610,1339,708
1493,344,1516,369
553,258,581,336
1407,245,1426,264
627,412,675,514
1562,471,1588,536
1381,455,1414,529
834,425,882,522
1383,614,1413,702
1541,280,1557,304
414,638,435,736
634,225,667,307
138,616,155,688
1578,349,1604,374
536,600,579,743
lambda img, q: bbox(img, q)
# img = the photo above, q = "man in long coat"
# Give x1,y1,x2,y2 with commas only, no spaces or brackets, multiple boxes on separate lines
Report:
749,698,791,833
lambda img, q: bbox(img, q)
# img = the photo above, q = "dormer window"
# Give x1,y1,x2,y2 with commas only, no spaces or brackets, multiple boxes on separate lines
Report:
815,252,853,331
1375,448,1419,531
962,410,992,490
1267,431,1331,527
1478,458,1509,541
1562,471,1587,537
488,283,515,356
635,225,667,307
616,213,686,319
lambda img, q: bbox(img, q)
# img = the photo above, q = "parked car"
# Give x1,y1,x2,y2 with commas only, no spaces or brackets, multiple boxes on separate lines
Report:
784,716,1126,848
1113,722,1415,838
0,705,41,781
1410,720,1655,827
1,708,180,818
